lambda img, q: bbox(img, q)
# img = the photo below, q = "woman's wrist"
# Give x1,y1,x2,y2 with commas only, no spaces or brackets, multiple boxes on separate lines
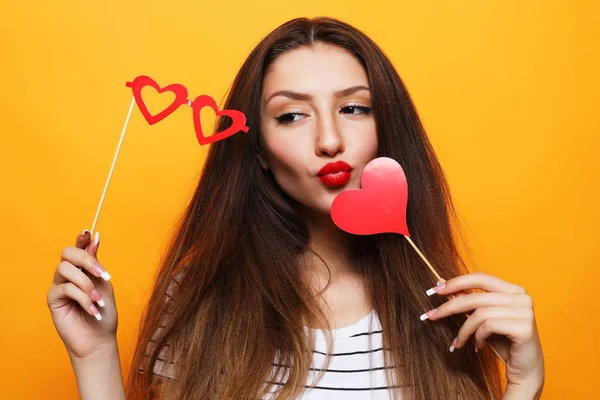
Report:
502,378,544,400
70,340,126,400
69,339,119,365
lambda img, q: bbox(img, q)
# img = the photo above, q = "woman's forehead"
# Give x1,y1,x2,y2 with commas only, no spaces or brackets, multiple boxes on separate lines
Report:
262,45,369,103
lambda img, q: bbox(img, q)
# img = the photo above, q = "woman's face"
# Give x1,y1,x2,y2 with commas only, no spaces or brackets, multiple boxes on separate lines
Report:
260,42,378,215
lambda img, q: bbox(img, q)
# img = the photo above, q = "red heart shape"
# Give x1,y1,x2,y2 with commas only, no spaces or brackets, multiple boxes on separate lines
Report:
191,95,249,145
331,157,410,236
126,75,188,125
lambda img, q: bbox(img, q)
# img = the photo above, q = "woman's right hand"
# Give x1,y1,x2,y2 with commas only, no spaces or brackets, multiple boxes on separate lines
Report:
47,230,118,360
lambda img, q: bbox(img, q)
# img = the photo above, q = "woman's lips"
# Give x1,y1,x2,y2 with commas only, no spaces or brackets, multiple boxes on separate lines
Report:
319,171,351,187
317,161,353,187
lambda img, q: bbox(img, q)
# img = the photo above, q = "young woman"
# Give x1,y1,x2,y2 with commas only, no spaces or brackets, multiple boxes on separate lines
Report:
47,17,545,400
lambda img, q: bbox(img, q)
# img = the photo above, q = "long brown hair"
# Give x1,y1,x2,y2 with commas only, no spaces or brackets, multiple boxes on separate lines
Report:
127,16,504,399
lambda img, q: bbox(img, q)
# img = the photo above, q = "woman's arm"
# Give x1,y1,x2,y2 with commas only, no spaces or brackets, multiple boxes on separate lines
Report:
69,340,126,400
502,378,544,400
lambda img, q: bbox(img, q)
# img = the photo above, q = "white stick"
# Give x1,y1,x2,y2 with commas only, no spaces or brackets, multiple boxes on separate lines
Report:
89,96,136,235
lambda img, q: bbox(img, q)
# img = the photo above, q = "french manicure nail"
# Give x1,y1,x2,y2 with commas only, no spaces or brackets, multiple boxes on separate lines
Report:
91,289,105,307
100,271,111,281
94,232,100,247
419,308,437,321
426,281,446,296
449,337,458,352
90,304,102,321
82,229,91,237
93,262,111,281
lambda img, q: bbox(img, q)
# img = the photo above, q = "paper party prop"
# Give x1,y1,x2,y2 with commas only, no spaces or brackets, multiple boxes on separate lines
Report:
125,75,188,125
125,75,249,145
330,156,409,236
191,95,249,145
85,75,249,237
331,157,506,364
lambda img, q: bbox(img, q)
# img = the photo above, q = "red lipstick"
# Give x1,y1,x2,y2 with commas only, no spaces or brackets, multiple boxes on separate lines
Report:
317,161,353,187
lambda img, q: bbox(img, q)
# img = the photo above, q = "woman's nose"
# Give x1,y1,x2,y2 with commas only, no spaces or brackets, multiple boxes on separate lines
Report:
315,116,344,157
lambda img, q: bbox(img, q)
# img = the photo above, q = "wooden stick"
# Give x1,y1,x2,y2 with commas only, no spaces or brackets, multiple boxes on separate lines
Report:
88,96,136,235
403,235,507,365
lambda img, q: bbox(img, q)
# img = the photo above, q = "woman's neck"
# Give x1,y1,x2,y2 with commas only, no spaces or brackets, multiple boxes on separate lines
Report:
298,208,361,288
298,209,373,329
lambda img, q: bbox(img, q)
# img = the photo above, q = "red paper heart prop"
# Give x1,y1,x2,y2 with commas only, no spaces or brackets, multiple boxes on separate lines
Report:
191,95,250,145
331,157,410,236
126,75,188,125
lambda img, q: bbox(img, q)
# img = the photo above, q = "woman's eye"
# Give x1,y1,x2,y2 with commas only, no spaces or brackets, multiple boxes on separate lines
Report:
274,105,371,125
341,105,372,115
274,112,303,125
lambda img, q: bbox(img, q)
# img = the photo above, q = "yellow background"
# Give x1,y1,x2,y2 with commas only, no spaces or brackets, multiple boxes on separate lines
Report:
1,1,597,398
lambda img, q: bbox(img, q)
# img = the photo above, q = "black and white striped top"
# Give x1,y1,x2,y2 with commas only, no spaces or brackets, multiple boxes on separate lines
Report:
263,309,400,399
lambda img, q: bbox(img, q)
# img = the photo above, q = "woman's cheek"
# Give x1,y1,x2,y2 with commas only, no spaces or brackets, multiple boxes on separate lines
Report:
360,125,378,157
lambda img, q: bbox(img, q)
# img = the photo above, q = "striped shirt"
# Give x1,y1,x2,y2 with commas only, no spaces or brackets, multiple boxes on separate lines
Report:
264,309,399,399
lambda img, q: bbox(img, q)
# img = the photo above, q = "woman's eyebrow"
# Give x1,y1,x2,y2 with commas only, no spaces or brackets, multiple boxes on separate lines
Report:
264,85,371,105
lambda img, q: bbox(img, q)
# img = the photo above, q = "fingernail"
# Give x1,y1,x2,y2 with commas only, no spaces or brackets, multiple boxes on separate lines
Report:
426,281,446,296
90,304,102,321
475,346,479,353
449,337,458,352
100,271,111,281
82,229,91,237
94,232,100,247
93,262,112,281
91,289,105,307
419,308,437,321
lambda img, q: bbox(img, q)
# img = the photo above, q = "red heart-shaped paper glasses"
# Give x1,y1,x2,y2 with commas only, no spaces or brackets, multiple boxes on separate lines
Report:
86,75,249,238
125,75,249,145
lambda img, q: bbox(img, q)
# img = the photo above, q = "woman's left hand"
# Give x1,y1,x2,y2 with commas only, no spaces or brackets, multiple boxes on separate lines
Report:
420,272,545,398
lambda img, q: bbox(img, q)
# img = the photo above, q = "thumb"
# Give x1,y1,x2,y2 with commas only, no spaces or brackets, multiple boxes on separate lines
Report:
81,230,100,258
76,229,92,249
89,231,101,258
